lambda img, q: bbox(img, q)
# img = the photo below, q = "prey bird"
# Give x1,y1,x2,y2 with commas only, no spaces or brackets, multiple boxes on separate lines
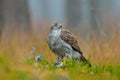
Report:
47,23,91,67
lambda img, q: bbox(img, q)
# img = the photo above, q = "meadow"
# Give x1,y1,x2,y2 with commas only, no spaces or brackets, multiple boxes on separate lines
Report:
0,23,120,80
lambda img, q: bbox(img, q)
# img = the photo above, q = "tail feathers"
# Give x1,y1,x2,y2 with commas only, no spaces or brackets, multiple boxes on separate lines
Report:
80,55,92,67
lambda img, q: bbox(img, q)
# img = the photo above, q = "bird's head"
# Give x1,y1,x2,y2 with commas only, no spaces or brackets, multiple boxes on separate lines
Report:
50,23,62,36
51,23,62,30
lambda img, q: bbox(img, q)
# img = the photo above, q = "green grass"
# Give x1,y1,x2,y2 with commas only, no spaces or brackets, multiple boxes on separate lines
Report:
0,52,120,80
0,53,37,80
22,56,120,80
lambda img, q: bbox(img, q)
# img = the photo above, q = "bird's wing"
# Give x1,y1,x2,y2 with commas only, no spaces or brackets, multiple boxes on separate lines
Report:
60,29,82,54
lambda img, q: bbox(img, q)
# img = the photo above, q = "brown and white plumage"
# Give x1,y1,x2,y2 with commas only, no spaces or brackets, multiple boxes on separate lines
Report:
61,29,90,65
61,29,82,54
47,23,91,67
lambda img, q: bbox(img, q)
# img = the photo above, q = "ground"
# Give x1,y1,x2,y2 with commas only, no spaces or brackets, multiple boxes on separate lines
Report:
0,26,120,80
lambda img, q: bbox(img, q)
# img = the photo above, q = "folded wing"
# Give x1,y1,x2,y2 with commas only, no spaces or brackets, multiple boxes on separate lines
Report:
60,29,83,55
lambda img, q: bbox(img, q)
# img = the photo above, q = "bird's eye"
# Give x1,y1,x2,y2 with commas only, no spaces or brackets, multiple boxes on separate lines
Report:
60,25,62,28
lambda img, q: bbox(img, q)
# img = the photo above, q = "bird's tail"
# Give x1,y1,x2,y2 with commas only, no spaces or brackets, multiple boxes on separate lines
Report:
80,55,92,67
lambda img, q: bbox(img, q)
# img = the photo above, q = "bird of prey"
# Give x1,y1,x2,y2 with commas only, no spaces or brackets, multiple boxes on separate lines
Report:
47,23,91,67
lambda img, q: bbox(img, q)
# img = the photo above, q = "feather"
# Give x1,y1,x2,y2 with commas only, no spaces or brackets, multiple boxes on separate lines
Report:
60,29,82,54
80,55,92,67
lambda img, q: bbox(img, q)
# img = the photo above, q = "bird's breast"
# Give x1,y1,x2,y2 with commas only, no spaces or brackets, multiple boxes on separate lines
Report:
47,34,58,49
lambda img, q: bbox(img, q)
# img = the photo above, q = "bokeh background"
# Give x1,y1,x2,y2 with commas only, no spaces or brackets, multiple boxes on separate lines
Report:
0,0,120,80
1,0,120,36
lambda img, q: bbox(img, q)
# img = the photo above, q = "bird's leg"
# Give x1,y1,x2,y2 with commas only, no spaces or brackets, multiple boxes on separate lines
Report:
54,56,64,67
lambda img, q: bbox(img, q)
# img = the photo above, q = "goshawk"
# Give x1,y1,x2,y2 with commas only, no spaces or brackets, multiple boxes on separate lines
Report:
47,23,91,67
